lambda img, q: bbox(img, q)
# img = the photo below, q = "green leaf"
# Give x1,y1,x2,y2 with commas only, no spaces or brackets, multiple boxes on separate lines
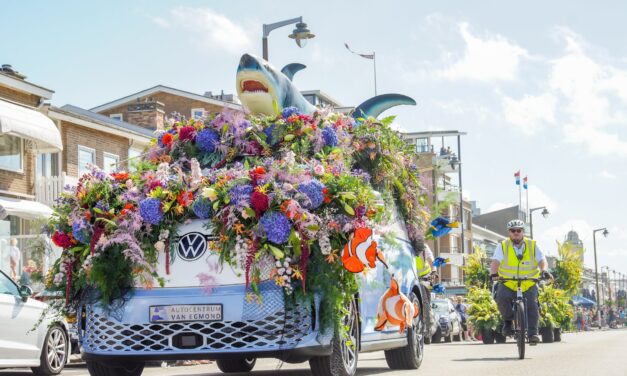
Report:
244,207,256,218
343,202,355,216
267,244,284,259
289,230,302,257
284,134,295,142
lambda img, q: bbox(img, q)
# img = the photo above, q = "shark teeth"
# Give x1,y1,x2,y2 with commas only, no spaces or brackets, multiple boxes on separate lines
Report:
242,80,268,93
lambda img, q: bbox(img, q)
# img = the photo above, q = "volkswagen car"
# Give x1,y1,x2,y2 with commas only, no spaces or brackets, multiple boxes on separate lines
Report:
431,298,462,343
79,203,428,376
0,270,71,375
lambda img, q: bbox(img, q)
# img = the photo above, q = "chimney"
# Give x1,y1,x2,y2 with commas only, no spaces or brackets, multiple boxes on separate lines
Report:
127,98,165,131
1,64,27,80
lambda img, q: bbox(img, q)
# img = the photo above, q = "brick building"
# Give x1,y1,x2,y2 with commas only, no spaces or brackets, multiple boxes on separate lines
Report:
46,105,153,188
90,85,242,130
0,65,62,278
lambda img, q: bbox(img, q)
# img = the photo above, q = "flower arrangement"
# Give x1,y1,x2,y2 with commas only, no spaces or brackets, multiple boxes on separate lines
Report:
45,107,430,330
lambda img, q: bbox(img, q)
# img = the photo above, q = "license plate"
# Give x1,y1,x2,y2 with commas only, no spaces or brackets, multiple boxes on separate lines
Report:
149,304,222,323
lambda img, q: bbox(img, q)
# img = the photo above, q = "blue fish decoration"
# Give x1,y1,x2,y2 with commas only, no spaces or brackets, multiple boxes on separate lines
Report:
432,283,446,294
429,216,460,238
433,257,450,268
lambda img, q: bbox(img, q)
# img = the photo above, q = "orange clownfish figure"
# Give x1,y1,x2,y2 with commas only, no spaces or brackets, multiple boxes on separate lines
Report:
374,278,420,333
341,228,388,273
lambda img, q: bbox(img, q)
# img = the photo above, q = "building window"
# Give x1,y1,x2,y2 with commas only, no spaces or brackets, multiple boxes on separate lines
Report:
191,108,205,120
110,113,123,121
0,135,23,172
78,145,95,175
103,152,119,173
36,153,59,177
128,148,142,172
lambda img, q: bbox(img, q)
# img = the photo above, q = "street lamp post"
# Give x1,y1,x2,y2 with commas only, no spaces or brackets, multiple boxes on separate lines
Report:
262,17,315,61
593,227,609,328
529,206,549,238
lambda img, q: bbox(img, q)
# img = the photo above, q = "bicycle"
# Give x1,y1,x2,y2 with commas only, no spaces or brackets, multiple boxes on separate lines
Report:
492,277,546,360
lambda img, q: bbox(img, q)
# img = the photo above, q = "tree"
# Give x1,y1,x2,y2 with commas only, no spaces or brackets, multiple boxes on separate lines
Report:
551,241,583,297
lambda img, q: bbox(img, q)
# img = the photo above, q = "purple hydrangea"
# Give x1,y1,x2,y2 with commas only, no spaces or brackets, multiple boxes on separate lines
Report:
281,107,300,119
263,124,276,146
196,128,220,153
139,198,164,225
193,197,213,219
95,200,109,212
322,126,338,147
298,179,325,209
260,211,291,244
228,184,253,206
72,220,91,244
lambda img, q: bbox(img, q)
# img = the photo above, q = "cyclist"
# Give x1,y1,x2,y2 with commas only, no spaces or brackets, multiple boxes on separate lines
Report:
490,219,552,344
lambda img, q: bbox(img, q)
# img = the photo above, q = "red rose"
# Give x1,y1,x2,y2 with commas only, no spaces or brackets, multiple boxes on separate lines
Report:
52,231,74,249
178,126,196,142
162,133,174,146
251,190,269,216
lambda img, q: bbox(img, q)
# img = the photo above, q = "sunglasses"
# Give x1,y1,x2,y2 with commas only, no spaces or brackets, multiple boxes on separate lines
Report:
509,229,523,233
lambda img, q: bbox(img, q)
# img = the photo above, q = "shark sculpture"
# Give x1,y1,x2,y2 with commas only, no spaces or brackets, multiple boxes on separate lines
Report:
236,53,416,120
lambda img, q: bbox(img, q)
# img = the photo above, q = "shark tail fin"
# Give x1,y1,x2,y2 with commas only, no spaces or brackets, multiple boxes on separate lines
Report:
281,63,307,81
352,94,416,122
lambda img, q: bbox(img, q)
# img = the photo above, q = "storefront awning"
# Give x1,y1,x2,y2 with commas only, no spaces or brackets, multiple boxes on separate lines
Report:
0,100,63,152
0,196,53,220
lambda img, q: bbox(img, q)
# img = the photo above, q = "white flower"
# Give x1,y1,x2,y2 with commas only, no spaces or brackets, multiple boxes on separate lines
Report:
314,164,325,176
155,241,165,253
53,272,65,285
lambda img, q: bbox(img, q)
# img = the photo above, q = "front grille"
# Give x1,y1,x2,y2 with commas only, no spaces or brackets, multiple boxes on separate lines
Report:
81,283,312,353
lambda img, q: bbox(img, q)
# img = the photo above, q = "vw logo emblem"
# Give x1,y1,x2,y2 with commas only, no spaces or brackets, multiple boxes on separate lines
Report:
177,232,207,261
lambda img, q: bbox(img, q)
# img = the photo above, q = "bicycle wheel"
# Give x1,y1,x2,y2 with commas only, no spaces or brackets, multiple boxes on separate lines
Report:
515,301,526,360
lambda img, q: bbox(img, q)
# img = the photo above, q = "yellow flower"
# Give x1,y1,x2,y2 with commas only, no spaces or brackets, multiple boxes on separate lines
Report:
326,250,338,264
173,205,185,215
202,187,218,201
233,223,245,235
292,266,303,280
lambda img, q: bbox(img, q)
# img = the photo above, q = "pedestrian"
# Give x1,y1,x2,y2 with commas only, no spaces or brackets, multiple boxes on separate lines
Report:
575,307,584,332
455,296,470,341
9,238,21,281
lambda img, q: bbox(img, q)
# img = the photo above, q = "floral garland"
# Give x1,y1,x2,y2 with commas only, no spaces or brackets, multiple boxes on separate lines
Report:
46,107,430,330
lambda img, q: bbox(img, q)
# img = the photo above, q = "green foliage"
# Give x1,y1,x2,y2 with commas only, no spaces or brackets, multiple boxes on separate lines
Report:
539,284,573,329
89,245,135,304
466,286,501,332
464,247,490,288
552,241,583,296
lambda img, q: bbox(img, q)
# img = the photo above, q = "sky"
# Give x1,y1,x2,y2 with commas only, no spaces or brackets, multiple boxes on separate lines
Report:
2,0,626,276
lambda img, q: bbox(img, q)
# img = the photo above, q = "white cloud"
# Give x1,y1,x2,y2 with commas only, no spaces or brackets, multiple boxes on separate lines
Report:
437,23,529,82
545,27,627,157
537,219,593,258
502,93,557,135
598,170,617,179
527,184,558,213
486,202,514,212
153,7,253,54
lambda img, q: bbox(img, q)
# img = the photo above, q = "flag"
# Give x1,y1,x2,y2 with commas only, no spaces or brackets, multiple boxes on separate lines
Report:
344,42,375,59
514,170,521,185
523,176,528,190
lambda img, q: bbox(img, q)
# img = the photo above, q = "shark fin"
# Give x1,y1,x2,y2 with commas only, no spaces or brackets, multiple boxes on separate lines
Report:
281,63,307,81
352,94,416,121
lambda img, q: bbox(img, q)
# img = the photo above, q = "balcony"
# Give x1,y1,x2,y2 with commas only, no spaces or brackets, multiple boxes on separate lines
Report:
35,173,66,207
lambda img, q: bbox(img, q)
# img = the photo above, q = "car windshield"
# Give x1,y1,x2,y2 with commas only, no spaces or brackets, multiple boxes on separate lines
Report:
433,301,450,314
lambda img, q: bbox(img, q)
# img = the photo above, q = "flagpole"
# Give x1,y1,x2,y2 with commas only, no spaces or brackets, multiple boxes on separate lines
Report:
373,51,377,96
526,181,529,221
518,173,522,220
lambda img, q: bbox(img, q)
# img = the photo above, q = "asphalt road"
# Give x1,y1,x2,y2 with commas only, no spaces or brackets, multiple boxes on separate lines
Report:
2,329,626,376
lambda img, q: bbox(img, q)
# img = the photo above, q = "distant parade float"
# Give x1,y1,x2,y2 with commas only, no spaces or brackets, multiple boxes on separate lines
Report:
45,53,430,333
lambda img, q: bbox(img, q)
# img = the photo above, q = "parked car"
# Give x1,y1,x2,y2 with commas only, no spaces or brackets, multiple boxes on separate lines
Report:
33,289,81,355
431,298,462,343
78,202,428,376
0,270,71,375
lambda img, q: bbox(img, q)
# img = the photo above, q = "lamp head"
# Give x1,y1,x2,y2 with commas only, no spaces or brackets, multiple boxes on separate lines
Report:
541,208,549,218
289,22,315,48
603,229,609,237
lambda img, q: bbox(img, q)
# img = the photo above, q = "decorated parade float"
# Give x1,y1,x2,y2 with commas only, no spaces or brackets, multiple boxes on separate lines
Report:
44,53,432,376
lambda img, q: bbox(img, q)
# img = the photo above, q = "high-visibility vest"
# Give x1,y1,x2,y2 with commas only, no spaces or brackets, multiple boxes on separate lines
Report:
497,238,540,292
416,253,431,277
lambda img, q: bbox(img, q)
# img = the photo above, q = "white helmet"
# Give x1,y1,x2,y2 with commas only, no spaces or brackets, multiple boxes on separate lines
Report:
507,219,525,230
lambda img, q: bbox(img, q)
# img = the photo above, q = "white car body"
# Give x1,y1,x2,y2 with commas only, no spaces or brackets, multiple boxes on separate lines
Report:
0,271,70,373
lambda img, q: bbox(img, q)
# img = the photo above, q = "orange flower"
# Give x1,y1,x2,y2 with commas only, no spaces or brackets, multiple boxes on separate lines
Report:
176,191,193,207
233,223,245,235
322,187,332,204
111,172,129,181
84,211,92,221
326,250,338,264
162,133,174,146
